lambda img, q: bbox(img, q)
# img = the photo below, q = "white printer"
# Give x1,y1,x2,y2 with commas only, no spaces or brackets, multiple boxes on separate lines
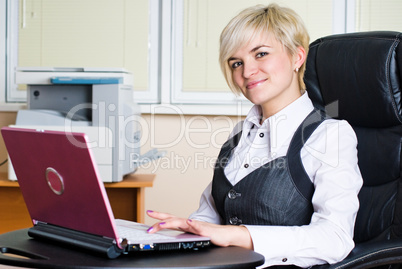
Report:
10,67,141,182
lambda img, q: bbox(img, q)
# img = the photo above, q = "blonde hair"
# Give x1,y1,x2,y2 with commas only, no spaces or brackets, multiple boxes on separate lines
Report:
219,3,310,95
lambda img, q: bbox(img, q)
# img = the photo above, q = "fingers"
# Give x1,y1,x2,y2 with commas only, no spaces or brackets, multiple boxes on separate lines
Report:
187,220,253,249
185,219,211,238
185,219,199,234
147,218,190,234
146,210,190,234
146,210,174,221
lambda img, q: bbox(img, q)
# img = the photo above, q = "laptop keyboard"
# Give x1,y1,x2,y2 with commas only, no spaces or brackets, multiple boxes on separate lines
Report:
116,221,182,241
114,219,211,251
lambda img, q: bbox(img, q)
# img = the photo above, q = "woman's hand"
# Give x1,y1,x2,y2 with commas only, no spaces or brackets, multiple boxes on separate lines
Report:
146,210,253,250
146,210,190,233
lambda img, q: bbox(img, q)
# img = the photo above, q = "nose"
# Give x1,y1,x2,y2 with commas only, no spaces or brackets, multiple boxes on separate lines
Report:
242,61,258,78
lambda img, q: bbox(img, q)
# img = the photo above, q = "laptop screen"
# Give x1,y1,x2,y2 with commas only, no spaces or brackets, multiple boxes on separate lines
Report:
1,127,119,240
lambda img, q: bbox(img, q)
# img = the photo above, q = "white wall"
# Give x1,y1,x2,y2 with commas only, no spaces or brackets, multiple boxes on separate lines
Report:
136,113,242,225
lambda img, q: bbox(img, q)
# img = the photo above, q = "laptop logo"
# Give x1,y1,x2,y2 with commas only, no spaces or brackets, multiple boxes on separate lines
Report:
46,167,65,195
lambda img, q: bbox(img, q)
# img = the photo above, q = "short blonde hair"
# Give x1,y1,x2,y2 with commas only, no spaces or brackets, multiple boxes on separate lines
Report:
219,3,310,95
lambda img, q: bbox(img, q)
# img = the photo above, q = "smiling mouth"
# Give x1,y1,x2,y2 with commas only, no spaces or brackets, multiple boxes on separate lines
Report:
246,79,267,89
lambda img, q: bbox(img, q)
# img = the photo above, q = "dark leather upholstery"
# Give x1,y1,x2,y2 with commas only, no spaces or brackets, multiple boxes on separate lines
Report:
304,32,402,268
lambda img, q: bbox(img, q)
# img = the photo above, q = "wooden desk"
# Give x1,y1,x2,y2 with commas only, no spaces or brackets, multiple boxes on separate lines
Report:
0,173,154,234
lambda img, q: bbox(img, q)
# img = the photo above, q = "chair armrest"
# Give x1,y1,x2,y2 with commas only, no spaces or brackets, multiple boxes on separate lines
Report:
312,238,402,269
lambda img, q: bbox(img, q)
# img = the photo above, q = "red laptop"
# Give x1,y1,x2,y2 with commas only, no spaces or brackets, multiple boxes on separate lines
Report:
1,126,210,258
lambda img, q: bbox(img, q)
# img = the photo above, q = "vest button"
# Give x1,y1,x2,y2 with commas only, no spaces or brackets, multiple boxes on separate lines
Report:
259,133,264,138
229,216,242,225
228,189,238,199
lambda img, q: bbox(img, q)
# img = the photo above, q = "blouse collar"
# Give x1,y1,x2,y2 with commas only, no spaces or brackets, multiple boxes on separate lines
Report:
241,92,315,155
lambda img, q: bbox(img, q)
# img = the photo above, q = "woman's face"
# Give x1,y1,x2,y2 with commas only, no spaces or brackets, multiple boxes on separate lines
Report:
229,33,303,118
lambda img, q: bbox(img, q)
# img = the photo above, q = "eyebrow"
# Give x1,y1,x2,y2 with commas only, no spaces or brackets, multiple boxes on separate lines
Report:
228,56,239,62
251,44,270,52
228,44,271,62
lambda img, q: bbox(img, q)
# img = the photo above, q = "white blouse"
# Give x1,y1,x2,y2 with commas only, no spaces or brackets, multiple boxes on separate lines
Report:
190,92,363,268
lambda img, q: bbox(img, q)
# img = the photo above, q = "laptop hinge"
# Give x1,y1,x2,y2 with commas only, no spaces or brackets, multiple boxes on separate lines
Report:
28,222,124,259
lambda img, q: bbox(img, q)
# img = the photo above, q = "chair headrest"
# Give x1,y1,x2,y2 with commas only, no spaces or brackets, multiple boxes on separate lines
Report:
305,31,402,128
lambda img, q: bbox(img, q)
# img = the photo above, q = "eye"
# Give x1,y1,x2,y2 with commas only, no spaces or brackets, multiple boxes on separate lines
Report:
256,52,268,58
231,61,243,69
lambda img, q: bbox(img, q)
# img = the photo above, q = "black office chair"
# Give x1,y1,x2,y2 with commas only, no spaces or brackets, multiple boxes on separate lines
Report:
303,31,402,268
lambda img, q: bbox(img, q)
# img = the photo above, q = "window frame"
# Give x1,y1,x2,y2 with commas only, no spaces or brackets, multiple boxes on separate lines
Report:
6,0,22,102
0,0,5,104
133,0,160,104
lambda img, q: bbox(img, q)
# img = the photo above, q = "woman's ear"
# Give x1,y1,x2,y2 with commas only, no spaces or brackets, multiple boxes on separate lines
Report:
294,46,306,70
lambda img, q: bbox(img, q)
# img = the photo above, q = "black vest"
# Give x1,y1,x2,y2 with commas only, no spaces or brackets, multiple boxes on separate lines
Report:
212,109,327,226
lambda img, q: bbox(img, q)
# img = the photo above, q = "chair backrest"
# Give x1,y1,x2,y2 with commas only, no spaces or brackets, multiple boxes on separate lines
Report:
304,31,402,244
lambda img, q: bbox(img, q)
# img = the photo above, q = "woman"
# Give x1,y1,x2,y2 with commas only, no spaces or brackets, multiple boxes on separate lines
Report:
147,3,362,268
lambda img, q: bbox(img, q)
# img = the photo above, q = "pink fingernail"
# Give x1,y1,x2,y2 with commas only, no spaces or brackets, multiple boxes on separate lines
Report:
147,210,153,213
147,227,153,232
159,222,166,225
188,219,192,222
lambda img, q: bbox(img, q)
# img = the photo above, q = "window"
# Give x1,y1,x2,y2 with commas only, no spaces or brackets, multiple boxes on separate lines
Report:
355,0,402,32
2,0,401,113
4,0,159,103
171,0,335,105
